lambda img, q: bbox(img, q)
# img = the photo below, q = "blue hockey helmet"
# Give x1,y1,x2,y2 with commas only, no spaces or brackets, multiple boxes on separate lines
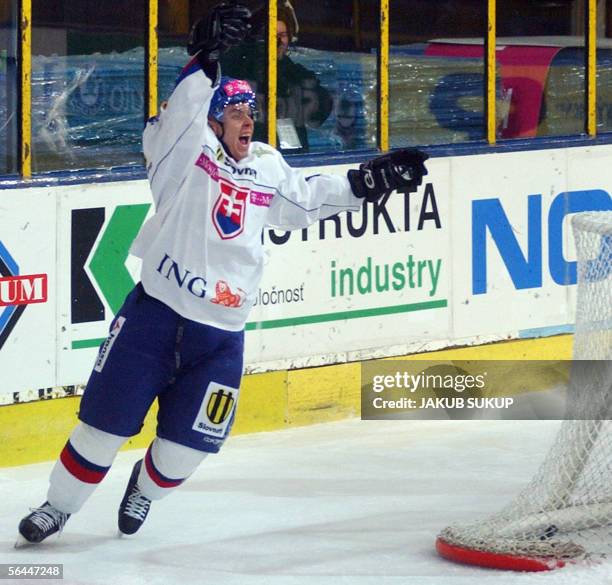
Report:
209,77,257,122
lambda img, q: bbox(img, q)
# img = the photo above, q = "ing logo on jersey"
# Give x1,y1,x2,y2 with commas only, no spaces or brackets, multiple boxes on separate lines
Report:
212,178,250,240
206,389,235,424
210,280,245,308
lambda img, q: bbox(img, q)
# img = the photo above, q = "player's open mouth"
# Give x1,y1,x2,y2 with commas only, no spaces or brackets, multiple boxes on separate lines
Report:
239,136,250,145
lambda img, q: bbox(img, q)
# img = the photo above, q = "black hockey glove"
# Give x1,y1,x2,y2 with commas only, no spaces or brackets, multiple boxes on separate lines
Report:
187,2,252,60
348,148,429,202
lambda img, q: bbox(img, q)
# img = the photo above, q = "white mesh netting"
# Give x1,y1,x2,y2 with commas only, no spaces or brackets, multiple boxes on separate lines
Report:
437,210,612,567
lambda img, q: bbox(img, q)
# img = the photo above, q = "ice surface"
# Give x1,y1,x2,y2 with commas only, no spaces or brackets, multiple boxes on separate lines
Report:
1,419,610,584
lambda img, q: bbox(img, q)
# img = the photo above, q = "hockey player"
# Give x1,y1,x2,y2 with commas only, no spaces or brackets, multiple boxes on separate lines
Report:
17,2,428,545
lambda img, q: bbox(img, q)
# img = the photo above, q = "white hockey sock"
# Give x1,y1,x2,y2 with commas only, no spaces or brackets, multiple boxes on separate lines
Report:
47,423,127,514
137,438,208,501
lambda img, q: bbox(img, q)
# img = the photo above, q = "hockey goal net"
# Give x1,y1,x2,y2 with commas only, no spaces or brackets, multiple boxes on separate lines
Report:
436,210,612,572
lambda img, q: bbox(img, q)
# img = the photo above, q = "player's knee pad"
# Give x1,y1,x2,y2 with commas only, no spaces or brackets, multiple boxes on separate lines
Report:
137,437,208,500
69,422,127,466
48,423,127,514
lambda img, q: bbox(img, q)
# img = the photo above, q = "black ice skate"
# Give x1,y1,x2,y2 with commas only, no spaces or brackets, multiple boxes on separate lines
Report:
17,502,71,545
118,459,152,535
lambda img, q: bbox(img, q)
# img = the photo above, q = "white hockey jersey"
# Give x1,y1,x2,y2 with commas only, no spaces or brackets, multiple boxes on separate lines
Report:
131,57,362,331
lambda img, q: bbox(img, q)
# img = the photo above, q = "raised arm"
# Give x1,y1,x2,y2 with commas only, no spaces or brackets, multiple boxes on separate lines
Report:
143,2,251,208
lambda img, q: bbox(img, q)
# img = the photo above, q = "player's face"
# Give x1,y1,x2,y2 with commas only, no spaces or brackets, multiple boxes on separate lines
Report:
277,20,289,59
221,103,254,161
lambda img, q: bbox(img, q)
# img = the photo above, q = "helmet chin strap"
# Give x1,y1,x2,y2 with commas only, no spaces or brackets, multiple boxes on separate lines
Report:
215,121,225,142
215,122,237,160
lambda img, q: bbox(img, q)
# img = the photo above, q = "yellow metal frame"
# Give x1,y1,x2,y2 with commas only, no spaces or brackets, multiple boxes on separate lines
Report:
378,0,389,151
11,0,605,179
586,0,597,136
486,0,496,145
19,0,32,177
146,0,159,120
267,0,278,148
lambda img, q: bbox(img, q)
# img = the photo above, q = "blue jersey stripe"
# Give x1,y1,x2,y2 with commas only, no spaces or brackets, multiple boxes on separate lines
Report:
175,56,202,87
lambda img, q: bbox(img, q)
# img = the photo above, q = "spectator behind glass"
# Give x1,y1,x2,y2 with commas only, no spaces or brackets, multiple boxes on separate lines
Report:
221,1,333,154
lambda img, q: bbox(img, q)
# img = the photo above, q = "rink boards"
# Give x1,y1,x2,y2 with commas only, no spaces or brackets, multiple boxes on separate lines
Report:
0,334,572,466
0,144,611,464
